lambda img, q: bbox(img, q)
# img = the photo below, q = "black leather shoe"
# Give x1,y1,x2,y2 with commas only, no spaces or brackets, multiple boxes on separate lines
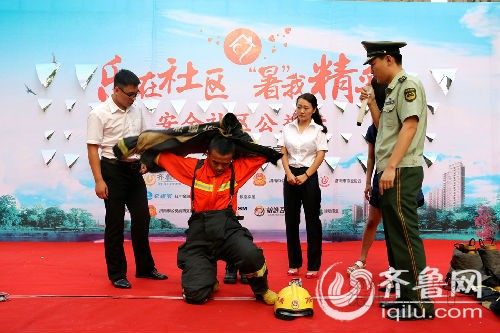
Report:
112,278,131,289
379,301,406,309
224,264,237,284
136,269,168,280
239,273,249,284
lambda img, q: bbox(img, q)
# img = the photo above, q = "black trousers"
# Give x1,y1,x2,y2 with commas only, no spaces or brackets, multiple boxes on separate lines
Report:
283,167,322,271
177,208,269,304
101,159,155,282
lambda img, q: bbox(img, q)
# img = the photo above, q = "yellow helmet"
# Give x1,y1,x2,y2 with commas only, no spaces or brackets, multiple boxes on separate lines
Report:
274,278,313,320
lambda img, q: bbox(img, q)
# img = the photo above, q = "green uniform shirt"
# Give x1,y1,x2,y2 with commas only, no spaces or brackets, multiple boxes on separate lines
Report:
375,70,427,172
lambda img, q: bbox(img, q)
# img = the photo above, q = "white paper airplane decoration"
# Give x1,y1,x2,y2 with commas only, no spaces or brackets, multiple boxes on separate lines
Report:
261,162,269,171
223,101,236,114
340,133,352,143
41,149,56,165
357,154,368,172
426,133,436,142
430,68,456,96
247,102,259,114
197,100,212,113
75,64,97,90
317,103,323,110
361,133,367,141
38,98,52,112
333,100,347,113
274,133,282,141
143,99,161,113
427,102,439,115
268,103,282,115
170,99,186,115
65,99,77,112
64,130,72,140
326,133,333,142
35,63,60,88
44,130,55,140
64,154,80,168
423,152,438,168
88,102,100,110
250,132,262,142
324,156,341,172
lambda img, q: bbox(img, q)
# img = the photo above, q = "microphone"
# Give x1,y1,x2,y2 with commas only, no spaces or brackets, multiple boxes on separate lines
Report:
356,86,372,126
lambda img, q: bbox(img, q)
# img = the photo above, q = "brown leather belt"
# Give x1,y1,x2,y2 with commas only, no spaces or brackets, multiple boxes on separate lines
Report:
101,157,140,170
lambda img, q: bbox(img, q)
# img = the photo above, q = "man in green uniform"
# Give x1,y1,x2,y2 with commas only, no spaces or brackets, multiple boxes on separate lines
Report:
361,41,434,320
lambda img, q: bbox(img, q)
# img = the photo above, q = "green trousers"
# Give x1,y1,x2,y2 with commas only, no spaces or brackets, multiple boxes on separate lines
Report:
380,166,434,314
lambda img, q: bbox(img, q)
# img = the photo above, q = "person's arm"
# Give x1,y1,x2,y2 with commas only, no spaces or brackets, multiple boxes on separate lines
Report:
87,144,108,199
280,146,297,185
365,142,375,201
360,85,380,128
379,116,418,195
155,151,198,186
296,150,325,186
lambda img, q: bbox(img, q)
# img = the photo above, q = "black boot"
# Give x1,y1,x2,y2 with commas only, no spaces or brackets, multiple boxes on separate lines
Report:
239,271,249,284
223,263,237,284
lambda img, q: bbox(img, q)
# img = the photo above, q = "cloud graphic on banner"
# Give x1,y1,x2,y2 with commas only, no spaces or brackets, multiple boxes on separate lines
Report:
460,5,500,38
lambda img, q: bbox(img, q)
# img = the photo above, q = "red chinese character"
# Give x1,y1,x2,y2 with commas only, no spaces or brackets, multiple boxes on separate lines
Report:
156,112,179,129
253,66,282,100
308,54,333,100
355,66,373,94
332,53,357,103
98,55,122,102
255,113,278,133
176,61,203,93
205,68,228,100
282,72,305,100
139,71,162,98
206,112,224,123
157,58,177,94
181,112,204,126
283,112,296,126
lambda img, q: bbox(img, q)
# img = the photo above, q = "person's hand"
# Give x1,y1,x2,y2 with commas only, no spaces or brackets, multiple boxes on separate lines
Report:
139,163,148,175
296,173,308,186
95,180,108,200
286,172,297,185
364,184,372,201
379,168,395,195
360,85,375,106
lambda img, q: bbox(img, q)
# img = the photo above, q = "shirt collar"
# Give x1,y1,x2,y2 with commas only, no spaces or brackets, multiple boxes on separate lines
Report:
107,96,127,114
387,70,407,92
291,118,318,130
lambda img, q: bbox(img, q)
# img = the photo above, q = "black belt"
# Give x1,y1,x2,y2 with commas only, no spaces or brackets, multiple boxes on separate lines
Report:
101,157,141,169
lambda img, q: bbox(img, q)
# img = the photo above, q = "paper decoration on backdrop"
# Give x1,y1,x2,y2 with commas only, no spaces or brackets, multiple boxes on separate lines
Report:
334,100,347,113
64,130,72,140
35,63,60,88
423,152,438,168
75,64,97,90
65,99,76,112
44,130,55,140
361,133,367,141
340,133,352,143
357,154,368,173
318,103,323,110
38,98,52,112
426,133,436,142
274,133,281,141
143,99,161,113
170,99,186,115
427,102,439,115
430,68,456,96
247,102,259,114
41,149,56,165
88,102,100,110
197,100,212,113
24,84,37,95
326,133,333,142
268,103,282,115
250,132,262,142
223,101,236,114
261,162,269,171
64,154,79,168
324,156,341,172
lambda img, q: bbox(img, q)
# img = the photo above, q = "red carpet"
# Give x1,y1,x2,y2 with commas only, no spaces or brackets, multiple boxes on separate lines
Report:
0,240,498,332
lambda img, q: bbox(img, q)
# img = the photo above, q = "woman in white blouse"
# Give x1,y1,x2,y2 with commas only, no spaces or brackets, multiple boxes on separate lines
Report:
277,93,328,279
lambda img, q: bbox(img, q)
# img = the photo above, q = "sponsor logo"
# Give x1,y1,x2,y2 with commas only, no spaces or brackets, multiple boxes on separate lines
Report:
144,174,157,186
148,205,157,217
319,175,330,188
254,205,265,216
253,172,266,186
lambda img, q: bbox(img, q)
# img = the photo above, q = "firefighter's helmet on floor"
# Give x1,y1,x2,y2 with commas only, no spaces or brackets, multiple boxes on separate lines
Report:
274,278,313,320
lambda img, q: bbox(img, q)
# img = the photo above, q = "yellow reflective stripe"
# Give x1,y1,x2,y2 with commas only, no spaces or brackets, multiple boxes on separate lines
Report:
194,180,213,192
217,181,238,192
244,262,267,278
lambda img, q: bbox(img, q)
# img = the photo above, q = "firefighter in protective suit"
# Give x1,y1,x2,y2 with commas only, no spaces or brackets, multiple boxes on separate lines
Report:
274,278,314,320
155,135,278,305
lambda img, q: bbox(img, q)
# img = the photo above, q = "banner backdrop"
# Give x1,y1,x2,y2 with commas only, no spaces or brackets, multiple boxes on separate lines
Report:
0,0,499,240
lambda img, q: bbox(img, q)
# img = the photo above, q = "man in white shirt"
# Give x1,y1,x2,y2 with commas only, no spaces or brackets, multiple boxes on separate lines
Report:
87,69,167,289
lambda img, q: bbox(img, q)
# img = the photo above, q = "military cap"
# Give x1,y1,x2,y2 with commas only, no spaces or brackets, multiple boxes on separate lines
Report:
361,41,407,65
